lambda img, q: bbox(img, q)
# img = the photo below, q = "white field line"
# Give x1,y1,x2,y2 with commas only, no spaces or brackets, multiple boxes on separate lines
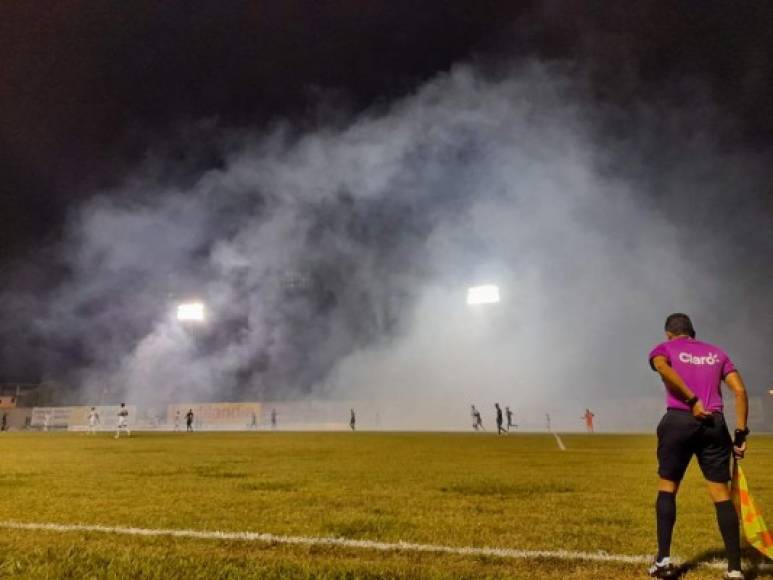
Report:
2,520,772,571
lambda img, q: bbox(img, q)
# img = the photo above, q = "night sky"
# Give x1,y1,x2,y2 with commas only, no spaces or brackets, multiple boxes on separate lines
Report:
1,1,773,391
3,1,773,258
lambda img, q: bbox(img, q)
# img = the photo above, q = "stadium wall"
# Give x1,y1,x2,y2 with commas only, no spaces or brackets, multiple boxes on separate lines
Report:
30,405,138,430
0,407,32,431
167,402,262,430
0,396,17,409
1,395,768,432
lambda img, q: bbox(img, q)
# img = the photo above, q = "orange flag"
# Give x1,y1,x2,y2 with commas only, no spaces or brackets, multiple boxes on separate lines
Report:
731,461,773,559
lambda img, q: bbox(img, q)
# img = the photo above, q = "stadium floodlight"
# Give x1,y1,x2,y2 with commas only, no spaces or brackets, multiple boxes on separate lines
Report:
466,285,500,305
176,302,205,322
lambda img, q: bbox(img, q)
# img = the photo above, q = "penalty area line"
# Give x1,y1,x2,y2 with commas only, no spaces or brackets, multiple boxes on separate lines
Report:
1,521,769,571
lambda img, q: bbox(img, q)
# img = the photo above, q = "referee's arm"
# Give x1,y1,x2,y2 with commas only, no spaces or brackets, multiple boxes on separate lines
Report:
723,372,748,432
651,355,712,419
724,371,749,457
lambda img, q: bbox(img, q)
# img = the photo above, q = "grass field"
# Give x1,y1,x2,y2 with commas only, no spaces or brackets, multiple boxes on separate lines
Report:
1,431,772,579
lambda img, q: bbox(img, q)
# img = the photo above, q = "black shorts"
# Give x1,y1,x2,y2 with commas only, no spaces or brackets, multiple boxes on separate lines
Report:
656,409,732,483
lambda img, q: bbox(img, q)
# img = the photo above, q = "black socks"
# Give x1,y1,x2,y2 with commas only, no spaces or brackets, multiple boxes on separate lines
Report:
656,491,677,561
656,493,741,572
715,500,742,572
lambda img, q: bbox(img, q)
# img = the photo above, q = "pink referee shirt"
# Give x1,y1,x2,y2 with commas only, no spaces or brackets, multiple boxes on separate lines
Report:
648,336,736,412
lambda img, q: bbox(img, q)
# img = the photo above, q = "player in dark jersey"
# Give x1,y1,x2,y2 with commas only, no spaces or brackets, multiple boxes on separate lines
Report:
647,314,748,580
349,408,356,431
186,409,194,432
505,406,517,431
495,403,506,435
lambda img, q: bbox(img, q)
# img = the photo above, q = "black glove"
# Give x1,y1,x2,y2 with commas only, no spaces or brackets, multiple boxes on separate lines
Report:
733,427,749,448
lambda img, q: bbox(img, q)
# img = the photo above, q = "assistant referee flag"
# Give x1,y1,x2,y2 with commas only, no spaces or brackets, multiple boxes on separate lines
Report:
732,462,773,559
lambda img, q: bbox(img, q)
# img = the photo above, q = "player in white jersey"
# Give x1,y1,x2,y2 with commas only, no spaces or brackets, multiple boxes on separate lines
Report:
87,407,100,435
115,403,130,438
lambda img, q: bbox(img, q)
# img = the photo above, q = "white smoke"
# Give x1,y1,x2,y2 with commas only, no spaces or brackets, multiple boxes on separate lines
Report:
6,62,772,429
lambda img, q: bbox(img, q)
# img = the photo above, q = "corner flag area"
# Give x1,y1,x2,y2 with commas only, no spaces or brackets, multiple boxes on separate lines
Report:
1,432,771,578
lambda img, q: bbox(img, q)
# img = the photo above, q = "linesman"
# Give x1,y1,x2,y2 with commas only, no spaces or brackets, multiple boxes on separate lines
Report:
648,314,748,580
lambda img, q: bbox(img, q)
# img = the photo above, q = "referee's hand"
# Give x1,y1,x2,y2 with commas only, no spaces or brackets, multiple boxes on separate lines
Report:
733,441,747,459
690,400,712,420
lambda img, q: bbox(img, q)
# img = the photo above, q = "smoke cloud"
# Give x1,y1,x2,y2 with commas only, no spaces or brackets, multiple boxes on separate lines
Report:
2,61,771,430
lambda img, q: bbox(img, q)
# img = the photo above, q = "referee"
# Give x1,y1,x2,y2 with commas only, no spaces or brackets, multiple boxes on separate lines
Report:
648,313,748,580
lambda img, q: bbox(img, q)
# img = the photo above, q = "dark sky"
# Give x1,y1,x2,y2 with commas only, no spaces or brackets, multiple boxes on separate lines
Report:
1,1,773,390
0,0,521,260
3,1,773,263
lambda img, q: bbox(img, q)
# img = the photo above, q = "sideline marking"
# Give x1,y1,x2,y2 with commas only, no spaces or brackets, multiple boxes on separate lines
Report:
2,520,771,571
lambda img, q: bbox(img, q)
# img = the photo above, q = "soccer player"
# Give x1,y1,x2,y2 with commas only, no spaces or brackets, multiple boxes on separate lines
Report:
545,413,551,431
174,410,181,431
186,409,194,432
349,408,356,431
270,408,277,429
249,412,257,430
115,403,130,438
470,405,483,431
582,408,595,433
505,406,517,431
495,403,506,435
648,313,748,580
1,412,6,432
87,407,100,435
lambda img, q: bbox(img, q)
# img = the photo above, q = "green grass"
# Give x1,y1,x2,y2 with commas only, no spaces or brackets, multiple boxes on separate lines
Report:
1,431,772,578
